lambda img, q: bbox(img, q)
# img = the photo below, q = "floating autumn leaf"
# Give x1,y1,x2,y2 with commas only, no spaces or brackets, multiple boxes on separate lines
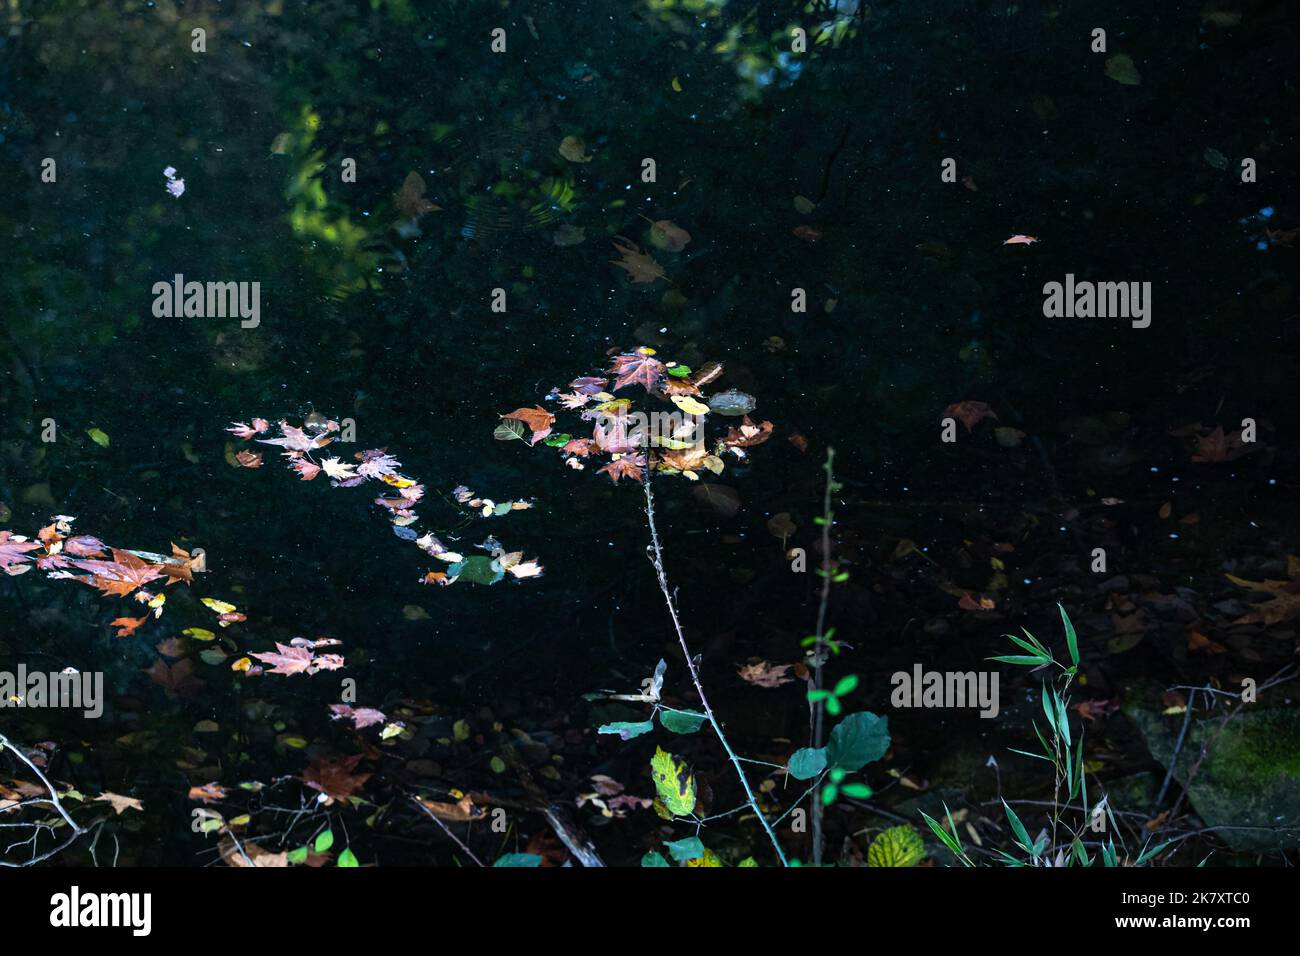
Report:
608,348,667,393
257,421,333,452
1074,699,1120,722
188,782,228,804
789,432,809,453
957,593,996,611
1002,234,1039,245
722,416,773,449
145,658,205,696
793,225,822,242
69,548,167,597
394,171,441,218
251,641,345,676
737,660,795,688
417,793,483,822
558,135,592,163
329,704,388,729
500,406,555,445
321,457,358,481
692,483,741,517
1225,557,1300,626
111,615,148,638
235,450,263,468
0,531,42,572
1190,426,1258,463
221,840,289,868
670,394,710,416
610,237,666,284
301,754,371,805
94,792,144,815
598,454,645,484
226,419,270,440
766,512,797,543
642,216,691,252
943,400,998,432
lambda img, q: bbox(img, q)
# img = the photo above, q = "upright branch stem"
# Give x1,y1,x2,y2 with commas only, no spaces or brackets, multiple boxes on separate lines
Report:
643,477,789,867
809,446,836,868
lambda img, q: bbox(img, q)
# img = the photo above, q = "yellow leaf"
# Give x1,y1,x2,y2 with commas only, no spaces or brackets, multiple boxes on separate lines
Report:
201,598,237,614
183,627,216,641
671,395,710,416
650,746,697,817
866,825,926,867
686,849,723,867
87,427,110,448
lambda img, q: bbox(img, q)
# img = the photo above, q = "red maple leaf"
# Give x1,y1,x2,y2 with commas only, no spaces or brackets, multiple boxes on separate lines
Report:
608,349,667,393
111,615,148,638
943,401,998,432
1190,426,1257,463
598,454,645,484
70,548,167,597
250,643,317,676
145,658,205,696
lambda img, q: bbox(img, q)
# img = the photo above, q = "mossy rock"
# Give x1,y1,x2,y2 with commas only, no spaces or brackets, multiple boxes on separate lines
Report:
1123,689,1300,852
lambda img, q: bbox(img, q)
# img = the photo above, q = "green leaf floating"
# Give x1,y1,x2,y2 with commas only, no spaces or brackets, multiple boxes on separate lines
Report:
867,825,925,867
337,847,359,868
826,712,890,771
314,829,334,853
493,419,527,441
493,853,543,867
650,745,697,818
641,850,670,867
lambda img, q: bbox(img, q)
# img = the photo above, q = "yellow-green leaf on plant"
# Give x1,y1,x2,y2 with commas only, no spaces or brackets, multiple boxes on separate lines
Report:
867,824,926,867
650,745,697,817
87,427,110,447
686,848,724,867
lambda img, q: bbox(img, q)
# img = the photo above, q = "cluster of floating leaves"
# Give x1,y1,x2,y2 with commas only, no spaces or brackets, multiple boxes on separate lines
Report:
227,415,542,587
498,346,774,485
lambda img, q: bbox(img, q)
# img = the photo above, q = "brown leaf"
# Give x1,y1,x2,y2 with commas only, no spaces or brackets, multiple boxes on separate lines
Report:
722,417,774,449
692,484,741,517
943,401,998,432
301,754,371,805
608,348,668,393
394,171,441,218
94,792,144,815
737,661,795,688
609,238,666,284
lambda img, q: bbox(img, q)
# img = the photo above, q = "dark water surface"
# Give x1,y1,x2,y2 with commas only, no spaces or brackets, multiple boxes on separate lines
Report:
1,1,1298,866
